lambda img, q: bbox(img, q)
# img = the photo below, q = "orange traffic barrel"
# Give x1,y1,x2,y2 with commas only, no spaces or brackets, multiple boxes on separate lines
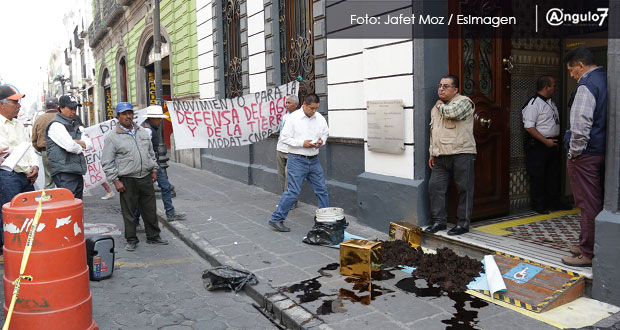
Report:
2,188,98,330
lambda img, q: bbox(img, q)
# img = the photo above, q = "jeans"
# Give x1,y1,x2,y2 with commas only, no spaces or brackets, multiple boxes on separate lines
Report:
428,154,476,228
0,170,35,250
270,154,329,223
135,167,175,224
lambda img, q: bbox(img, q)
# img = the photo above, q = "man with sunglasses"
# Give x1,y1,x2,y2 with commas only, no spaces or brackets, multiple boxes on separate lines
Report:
45,95,92,199
0,85,39,264
425,75,476,236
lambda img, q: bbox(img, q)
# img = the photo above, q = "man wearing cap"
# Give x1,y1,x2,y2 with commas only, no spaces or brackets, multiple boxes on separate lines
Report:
134,105,186,226
45,95,92,199
31,97,60,189
101,102,168,251
0,85,39,263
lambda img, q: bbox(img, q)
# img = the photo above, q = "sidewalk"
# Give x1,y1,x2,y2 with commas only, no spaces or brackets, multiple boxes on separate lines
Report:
157,162,618,330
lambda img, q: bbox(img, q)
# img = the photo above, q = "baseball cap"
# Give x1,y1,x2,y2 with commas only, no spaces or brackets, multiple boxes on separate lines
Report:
0,85,25,101
58,95,82,108
115,102,133,114
144,105,169,119
45,97,59,109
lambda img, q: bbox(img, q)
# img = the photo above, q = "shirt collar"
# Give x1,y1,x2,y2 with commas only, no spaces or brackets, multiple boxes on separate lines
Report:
536,93,550,102
579,66,601,82
0,114,14,125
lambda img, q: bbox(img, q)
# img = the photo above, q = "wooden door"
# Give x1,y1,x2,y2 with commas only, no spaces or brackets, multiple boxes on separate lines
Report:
448,0,511,219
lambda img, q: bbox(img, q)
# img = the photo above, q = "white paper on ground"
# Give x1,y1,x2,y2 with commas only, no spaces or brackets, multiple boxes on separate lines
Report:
484,255,507,299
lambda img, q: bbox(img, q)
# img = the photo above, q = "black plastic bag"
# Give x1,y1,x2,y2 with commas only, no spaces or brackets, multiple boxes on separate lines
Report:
202,266,258,293
303,218,348,246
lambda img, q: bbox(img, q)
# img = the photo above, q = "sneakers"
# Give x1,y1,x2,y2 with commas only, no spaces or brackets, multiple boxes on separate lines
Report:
167,212,187,221
269,221,290,232
561,254,592,267
569,245,581,256
101,191,115,200
136,224,145,233
146,237,169,245
125,241,137,251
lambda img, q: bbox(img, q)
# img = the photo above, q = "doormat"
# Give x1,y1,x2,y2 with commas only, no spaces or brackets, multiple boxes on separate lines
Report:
473,209,580,251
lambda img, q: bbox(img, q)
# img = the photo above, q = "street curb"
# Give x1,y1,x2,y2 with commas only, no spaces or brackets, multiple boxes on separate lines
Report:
156,213,334,330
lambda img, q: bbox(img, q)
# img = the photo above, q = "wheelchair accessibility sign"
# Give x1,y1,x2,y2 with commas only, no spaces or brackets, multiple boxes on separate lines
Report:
503,263,543,284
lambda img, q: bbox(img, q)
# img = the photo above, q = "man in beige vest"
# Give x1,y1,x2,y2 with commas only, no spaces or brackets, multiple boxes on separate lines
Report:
425,74,476,236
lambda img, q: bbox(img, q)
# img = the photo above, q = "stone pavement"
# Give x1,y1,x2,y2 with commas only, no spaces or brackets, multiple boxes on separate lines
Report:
158,162,575,330
1,190,278,330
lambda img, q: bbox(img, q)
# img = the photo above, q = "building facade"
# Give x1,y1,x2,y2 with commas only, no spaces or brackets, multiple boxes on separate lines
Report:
90,0,620,306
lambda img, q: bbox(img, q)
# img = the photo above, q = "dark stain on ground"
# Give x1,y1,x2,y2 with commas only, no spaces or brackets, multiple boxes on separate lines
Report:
316,299,347,315
318,263,339,277
382,240,483,292
396,277,489,329
284,276,333,303
340,277,394,305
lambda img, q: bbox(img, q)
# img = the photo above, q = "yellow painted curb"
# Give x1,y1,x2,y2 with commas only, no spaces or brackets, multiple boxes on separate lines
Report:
474,209,581,236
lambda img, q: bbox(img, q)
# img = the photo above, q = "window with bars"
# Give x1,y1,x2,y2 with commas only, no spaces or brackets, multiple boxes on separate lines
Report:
223,0,243,98
279,0,315,101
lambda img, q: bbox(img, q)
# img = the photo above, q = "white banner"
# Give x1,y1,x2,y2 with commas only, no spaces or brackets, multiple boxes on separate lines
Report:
166,81,298,149
82,109,146,191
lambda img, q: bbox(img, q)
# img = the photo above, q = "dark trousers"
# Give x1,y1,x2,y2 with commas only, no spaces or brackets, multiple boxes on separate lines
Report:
429,154,476,228
119,175,161,243
567,154,604,259
52,172,84,199
0,170,34,250
525,139,561,210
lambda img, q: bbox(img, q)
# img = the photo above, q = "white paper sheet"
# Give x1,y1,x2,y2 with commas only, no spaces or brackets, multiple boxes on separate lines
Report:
0,141,31,171
484,255,507,299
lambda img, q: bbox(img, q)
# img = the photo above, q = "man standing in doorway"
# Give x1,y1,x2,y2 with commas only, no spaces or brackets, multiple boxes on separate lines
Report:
0,85,39,263
562,47,607,267
45,95,92,199
276,95,299,193
522,76,571,214
268,93,329,232
101,102,168,251
425,74,476,236
31,97,59,189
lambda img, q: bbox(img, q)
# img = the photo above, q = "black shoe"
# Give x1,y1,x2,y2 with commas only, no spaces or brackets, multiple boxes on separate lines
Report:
534,208,550,214
167,212,187,221
269,221,290,232
125,241,137,251
424,223,447,234
146,237,169,245
447,226,469,236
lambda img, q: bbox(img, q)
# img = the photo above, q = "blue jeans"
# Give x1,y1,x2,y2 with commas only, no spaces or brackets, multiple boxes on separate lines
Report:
135,167,175,223
0,170,35,250
270,154,329,223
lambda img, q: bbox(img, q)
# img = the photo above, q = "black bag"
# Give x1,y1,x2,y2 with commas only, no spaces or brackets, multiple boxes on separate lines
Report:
303,218,348,246
202,266,258,293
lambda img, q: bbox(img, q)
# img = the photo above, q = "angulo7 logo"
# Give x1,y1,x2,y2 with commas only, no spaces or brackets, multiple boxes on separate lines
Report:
546,8,609,27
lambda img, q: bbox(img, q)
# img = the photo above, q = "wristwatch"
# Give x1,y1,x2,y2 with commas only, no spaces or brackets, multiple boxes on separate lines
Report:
567,152,577,160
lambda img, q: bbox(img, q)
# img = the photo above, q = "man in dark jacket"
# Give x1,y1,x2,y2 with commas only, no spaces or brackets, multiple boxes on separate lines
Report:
562,47,607,267
32,97,59,189
45,95,91,199
101,102,168,251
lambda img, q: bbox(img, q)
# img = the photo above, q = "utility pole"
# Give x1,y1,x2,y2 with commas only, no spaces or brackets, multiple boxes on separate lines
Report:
153,0,169,170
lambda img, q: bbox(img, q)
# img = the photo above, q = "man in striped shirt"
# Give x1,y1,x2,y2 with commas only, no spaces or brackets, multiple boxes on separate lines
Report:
562,47,607,268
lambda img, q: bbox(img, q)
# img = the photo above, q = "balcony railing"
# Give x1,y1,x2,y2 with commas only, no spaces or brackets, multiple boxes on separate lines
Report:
65,49,72,65
102,0,124,28
74,26,84,49
88,1,126,48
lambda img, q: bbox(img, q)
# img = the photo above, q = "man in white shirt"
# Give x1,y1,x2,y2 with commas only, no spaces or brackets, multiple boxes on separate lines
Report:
522,76,570,214
45,95,92,199
276,95,299,192
0,85,39,262
268,93,329,232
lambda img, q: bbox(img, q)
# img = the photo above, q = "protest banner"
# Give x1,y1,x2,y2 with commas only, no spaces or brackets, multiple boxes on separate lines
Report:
82,109,146,191
166,81,298,150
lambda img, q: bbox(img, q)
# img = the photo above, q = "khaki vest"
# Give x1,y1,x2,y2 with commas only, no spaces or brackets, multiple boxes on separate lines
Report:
429,94,476,157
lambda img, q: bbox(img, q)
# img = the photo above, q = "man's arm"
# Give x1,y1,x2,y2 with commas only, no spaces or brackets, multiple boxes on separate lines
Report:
569,86,596,156
48,122,85,154
437,98,473,121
